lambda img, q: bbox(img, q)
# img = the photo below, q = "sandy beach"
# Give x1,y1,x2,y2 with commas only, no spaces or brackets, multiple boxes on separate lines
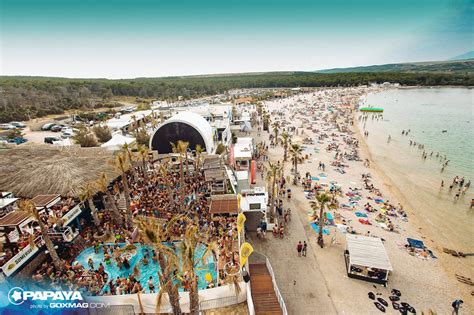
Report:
248,87,473,314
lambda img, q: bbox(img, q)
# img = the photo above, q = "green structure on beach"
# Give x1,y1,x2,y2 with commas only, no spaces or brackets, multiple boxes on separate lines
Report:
359,107,384,113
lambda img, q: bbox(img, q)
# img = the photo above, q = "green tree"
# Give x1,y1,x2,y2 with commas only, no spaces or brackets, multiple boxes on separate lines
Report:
96,173,123,227
194,144,205,170
138,144,150,179
7,128,24,140
215,143,226,155
18,199,65,271
266,161,281,219
114,152,133,226
310,193,331,248
280,131,290,162
272,121,280,144
290,143,303,184
136,217,182,315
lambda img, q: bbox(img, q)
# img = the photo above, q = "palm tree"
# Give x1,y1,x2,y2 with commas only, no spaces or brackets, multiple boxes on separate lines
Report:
263,113,270,131
194,144,205,170
18,199,64,271
171,140,190,201
280,131,290,162
122,142,134,168
97,172,123,227
114,152,133,226
138,144,150,179
170,142,185,203
159,161,176,209
131,115,139,138
137,217,182,315
311,193,331,248
290,143,303,184
179,223,218,315
272,121,280,144
178,140,190,176
181,225,200,314
256,103,263,117
79,182,100,226
266,161,281,219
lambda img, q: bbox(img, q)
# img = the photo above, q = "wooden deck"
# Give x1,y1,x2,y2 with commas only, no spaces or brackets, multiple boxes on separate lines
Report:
249,263,283,315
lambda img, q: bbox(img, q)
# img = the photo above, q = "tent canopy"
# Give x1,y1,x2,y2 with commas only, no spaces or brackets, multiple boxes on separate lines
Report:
346,234,393,271
101,134,136,151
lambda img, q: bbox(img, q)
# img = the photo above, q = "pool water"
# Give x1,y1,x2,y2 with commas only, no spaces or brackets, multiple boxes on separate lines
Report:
74,243,216,294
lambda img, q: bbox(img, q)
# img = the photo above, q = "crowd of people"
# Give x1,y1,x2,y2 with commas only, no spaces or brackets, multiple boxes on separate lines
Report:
27,156,240,296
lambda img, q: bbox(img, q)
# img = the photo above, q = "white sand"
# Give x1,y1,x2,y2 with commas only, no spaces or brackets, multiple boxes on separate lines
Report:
256,87,472,314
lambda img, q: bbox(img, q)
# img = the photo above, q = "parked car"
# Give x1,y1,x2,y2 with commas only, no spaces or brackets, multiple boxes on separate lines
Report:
41,123,55,131
0,124,15,130
51,125,63,132
10,122,26,128
44,136,61,144
61,130,74,138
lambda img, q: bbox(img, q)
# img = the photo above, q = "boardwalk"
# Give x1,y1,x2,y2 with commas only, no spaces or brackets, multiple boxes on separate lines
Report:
249,263,283,315
247,173,338,315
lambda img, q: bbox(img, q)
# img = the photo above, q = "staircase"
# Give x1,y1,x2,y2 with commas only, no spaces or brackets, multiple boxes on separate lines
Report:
249,263,283,315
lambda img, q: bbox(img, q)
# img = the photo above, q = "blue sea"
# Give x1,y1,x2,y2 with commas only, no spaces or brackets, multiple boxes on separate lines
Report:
359,87,473,252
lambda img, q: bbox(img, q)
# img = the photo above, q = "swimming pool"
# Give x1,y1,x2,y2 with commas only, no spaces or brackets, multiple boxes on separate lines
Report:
74,243,216,294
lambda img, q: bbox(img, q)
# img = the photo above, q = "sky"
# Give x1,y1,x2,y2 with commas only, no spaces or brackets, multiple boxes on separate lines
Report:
0,0,472,78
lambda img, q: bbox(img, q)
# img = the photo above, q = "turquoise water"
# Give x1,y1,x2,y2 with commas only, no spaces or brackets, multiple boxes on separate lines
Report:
75,243,216,294
362,88,473,177
359,87,474,252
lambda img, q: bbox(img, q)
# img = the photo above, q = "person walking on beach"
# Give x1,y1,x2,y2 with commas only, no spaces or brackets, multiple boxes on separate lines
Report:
451,299,463,314
440,180,444,189
302,241,307,257
297,241,303,257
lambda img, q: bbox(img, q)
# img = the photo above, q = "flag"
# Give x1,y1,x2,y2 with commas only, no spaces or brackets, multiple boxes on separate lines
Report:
240,242,254,266
237,212,246,234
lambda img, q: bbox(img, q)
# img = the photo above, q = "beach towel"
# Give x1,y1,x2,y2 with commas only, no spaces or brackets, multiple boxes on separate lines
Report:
374,198,384,203
311,176,319,181
310,223,330,235
318,173,327,178
326,212,335,225
407,238,424,249
358,218,371,225
355,212,368,218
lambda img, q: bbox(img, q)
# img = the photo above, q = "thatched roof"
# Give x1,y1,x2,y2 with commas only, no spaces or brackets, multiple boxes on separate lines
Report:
0,145,120,198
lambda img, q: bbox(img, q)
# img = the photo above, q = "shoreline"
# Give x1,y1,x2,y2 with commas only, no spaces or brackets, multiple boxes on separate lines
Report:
352,107,473,305
247,87,472,313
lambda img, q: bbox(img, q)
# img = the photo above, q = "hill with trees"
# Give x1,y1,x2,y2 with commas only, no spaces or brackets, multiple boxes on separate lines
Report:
316,59,474,74
0,71,473,122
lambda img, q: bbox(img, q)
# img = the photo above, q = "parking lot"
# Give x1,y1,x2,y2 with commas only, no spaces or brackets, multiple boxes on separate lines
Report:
23,127,60,144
